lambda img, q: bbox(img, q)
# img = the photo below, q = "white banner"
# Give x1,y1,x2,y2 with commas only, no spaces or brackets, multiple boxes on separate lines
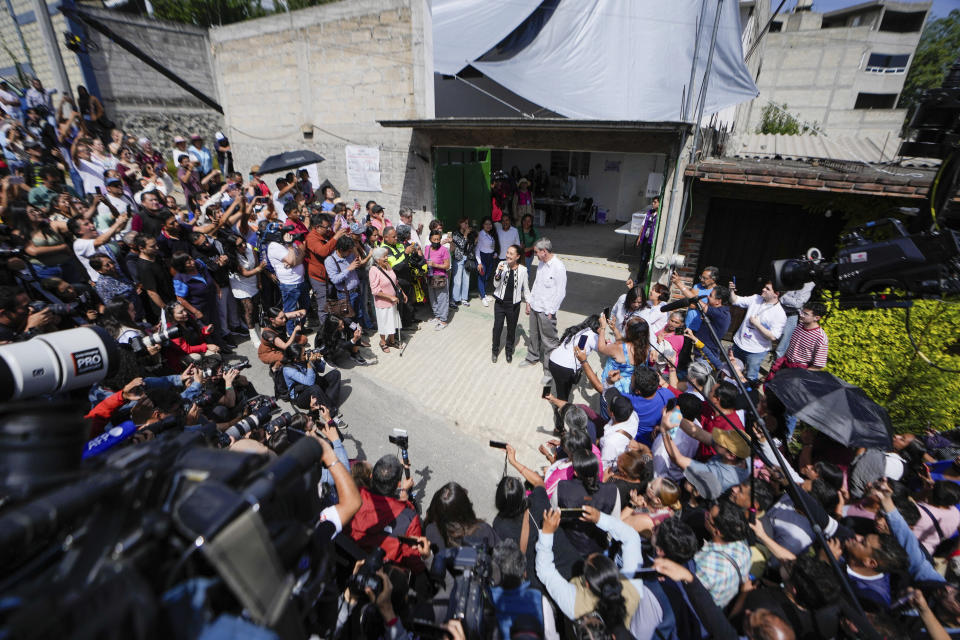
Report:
645,172,664,198
345,145,382,192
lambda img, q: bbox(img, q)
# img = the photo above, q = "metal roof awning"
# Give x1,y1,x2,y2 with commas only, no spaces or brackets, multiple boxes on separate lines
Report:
379,118,691,154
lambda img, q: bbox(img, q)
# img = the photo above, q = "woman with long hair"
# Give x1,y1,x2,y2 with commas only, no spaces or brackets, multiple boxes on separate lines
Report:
598,315,650,402
610,283,644,336
518,212,538,271
163,301,219,372
555,449,621,554
450,217,472,307
424,482,498,552
474,216,499,306
604,450,654,507
280,341,342,411
538,505,654,637
546,314,601,430
315,314,369,366
228,234,266,347
10,202,76,280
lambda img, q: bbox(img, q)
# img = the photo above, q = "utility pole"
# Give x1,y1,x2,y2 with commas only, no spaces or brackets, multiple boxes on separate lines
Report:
31,0,73,101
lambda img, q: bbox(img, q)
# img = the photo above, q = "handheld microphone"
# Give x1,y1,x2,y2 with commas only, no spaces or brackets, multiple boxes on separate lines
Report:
660,294,708,313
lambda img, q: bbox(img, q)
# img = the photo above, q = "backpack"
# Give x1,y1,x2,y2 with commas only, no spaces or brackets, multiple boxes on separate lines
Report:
272,366,289,400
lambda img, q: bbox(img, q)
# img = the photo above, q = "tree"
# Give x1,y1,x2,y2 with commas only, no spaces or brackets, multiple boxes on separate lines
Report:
150,0,267,28
821,295,960,431
756,102,818,136
898,10,960,110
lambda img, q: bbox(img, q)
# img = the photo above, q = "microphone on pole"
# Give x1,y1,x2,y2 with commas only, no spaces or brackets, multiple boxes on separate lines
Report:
660,294,708,313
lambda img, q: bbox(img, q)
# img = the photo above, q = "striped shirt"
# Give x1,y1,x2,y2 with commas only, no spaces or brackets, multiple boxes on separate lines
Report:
785,324,828,368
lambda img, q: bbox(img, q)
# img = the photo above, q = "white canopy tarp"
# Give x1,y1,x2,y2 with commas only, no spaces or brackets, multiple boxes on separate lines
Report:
464,0,758,121
432,0,545,76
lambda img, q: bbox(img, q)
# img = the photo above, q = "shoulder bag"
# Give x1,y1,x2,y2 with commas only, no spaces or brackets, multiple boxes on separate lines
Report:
425,245,448,289
325,256,355,318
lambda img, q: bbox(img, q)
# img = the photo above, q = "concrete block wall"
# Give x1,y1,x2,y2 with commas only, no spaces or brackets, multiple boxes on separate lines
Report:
0,0,84,94
745,19,922,139
80,7,223,152
209,0,435,215
0,2,222,154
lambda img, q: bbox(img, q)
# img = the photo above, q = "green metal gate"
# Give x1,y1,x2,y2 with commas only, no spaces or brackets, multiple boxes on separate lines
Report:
434,147,491,228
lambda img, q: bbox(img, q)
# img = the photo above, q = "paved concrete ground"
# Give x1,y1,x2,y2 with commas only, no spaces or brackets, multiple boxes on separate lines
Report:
236,223,636,520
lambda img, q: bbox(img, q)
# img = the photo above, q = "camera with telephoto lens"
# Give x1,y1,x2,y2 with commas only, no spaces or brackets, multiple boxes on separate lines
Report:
303,348,325,361
200,356,251,378
429,543,493,640
29,300,77,316
129,324,180,354
245,395,278,415
348,547,386,601
224,402,278,440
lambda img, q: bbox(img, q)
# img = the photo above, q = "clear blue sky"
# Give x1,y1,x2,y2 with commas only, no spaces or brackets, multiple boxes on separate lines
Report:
790,0,960,18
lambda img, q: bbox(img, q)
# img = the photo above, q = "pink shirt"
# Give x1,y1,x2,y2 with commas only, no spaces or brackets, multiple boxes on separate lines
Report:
913,503,960,555
424,244,450,276
368,265,399,309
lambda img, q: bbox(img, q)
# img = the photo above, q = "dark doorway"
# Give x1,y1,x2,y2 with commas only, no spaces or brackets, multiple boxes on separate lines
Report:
696,196,846,292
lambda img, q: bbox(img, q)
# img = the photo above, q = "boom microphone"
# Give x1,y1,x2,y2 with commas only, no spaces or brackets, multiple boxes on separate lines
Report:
660,294,708,313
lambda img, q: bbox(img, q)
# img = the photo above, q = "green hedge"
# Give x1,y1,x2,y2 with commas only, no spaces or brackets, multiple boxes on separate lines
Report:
820,294,960,431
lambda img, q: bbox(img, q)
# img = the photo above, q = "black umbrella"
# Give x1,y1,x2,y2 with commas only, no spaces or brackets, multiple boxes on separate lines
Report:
257,149,325,175
765,369,893,449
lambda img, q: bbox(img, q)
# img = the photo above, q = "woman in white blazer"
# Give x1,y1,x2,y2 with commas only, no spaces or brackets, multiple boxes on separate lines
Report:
491,244,531,363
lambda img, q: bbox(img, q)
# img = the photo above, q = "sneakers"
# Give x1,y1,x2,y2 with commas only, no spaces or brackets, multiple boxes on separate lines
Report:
449,303,458,311
482,298,489,307
518,359,536,368
462,300,470,307
435,322,447,331
492,353,498,363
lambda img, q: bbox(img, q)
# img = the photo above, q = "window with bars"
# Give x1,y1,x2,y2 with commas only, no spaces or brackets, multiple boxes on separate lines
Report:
865,53,909,74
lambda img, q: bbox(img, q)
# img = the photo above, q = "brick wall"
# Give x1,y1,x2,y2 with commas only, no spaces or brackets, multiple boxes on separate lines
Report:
209,0,435,215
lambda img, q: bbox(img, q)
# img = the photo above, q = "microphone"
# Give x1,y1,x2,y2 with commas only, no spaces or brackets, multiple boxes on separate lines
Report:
660,294,707,313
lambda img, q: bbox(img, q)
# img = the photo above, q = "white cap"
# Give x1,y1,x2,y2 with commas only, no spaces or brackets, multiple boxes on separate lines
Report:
215,131,225,140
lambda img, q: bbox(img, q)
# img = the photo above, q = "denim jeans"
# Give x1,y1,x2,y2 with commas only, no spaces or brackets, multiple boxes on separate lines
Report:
477,251,496,298
776,313,799,358
428,281,449,322
341,289,373,329
309,276,328,326
451,257,470,303
732,343,767,381
279,280,308,334
31,263,63,280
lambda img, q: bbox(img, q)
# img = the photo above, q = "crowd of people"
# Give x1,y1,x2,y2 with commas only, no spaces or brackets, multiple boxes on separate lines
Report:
1,80,959,640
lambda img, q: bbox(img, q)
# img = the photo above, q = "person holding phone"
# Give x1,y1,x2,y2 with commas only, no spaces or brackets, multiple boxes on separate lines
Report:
491,244,530,363
546,314,601,431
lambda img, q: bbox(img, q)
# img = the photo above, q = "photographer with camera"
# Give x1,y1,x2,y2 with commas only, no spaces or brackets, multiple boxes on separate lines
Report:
266,221,309,335
281,342,342,411
171,251,233,352
0,284,55,342
349,454,429,574
316,314,370,366
163,301,220,371
258,305,308,369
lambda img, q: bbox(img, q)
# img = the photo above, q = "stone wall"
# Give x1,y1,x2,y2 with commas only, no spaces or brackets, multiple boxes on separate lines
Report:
209,0,435,214
81,7,223,153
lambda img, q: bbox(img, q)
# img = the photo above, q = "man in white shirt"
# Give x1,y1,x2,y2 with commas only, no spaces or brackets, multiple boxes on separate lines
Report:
68,214,129,282
599,389,639,472
267,228,308,334
494,215,521,260
775,281,815,358
94,177,135,236
520,237,566,374
728,280,787,381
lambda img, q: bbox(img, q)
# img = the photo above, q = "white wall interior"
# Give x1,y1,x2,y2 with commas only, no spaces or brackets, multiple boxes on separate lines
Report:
500,149,664,222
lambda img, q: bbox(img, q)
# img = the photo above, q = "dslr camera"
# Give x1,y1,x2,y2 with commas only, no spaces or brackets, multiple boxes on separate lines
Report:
130,324,181,354
348,547,386,601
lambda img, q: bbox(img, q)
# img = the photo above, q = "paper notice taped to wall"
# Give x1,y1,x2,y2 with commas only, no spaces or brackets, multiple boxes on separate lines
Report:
345,145,382,192
645,172,664,198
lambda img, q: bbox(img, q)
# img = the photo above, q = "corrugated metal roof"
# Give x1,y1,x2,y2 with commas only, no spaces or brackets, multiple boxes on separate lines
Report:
733,133,940,168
